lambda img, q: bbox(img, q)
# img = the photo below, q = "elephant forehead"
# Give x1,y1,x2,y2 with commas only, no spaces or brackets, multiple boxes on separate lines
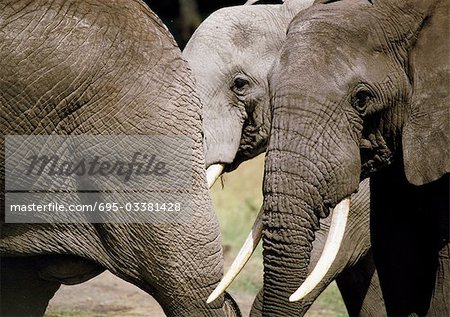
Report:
190,6,285,51
185,16,284,80
286,0,377,46
231,21,263,48
230,19,281,50
288,1,423,55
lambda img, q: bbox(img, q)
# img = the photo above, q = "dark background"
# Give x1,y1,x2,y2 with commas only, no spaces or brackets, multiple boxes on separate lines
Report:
144,0,283,48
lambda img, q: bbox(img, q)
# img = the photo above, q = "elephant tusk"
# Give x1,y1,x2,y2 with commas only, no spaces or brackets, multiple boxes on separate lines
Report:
289,198,350,302
206,207,263,304
206,164,225,189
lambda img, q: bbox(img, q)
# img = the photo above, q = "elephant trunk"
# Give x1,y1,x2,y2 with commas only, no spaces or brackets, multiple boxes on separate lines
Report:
262,152,322,314
261,93,361,313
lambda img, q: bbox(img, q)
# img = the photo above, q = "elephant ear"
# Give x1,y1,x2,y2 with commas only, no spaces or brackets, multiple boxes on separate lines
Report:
402,1,449,186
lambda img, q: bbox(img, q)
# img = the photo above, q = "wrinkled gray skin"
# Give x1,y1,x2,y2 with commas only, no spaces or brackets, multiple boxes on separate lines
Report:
0,1,240,317
183,3,293,170
183,3,385,316
265,0,449,315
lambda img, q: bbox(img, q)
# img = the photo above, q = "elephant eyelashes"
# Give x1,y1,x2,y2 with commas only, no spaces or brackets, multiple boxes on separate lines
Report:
352,88,374,115
231,77,250,94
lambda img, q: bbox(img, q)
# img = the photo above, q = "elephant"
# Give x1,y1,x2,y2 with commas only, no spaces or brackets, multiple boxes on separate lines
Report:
255,0,448,315
0,1,240,316
183,1,385,316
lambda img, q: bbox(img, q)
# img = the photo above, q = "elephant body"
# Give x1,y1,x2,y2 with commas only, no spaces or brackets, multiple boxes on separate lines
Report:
183,1,385,315
0,1,239,316
264,0,449,315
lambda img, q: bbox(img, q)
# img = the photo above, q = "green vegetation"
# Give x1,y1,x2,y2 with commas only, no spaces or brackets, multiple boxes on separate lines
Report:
211,154,347,316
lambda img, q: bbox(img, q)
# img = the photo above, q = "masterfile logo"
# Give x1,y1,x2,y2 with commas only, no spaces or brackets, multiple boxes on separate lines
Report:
25,152,169,183
5,135,194,224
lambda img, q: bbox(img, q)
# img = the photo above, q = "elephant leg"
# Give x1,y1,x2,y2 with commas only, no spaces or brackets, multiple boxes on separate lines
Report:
428,178,450,316
1,257,61,317
250,288,263,317
336,250,386,317
223,292,242,317
428,242,450,316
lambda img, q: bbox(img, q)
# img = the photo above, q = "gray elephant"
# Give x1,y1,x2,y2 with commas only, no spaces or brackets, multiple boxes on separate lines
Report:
0,1,240,316
183,1,385,316
256,0,448,315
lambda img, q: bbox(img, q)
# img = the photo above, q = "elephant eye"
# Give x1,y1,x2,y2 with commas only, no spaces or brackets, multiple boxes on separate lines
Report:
352,88,374,114
231,77,250,94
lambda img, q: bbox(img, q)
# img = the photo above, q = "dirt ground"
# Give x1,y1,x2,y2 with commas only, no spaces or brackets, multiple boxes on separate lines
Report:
46,271,254,317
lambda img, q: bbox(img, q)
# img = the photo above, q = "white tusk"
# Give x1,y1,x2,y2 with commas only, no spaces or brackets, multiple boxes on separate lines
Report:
207,207,263,304
206,164,224,189
289,198,350,302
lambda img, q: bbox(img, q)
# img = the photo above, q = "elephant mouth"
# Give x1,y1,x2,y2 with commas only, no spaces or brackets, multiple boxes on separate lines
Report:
360,136,394,179
207,144,265,186
224,141,267,174
205,160,241,188
207,121,267,179
223,158,244,173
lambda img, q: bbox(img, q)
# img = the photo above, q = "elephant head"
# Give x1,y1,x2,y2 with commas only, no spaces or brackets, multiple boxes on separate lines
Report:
183,0,315,186
259,0,448,315
184,1,387,316
0,1,240,316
